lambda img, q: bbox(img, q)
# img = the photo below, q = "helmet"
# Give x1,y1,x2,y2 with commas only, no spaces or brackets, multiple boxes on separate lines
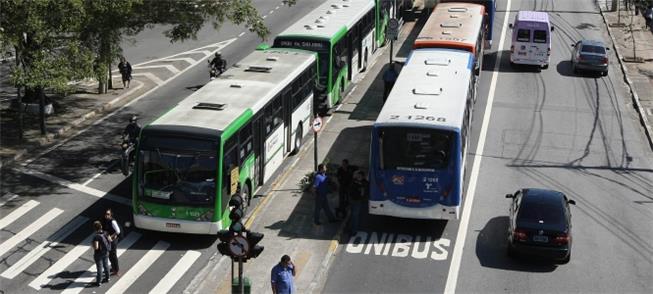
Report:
215,52,221,57
130,115,138,123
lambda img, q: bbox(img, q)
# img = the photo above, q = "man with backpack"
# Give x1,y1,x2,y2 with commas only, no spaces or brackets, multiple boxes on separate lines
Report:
102,208,122,276
92,221,111,287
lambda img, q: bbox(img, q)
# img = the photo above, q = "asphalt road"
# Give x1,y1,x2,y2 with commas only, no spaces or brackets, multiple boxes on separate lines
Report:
323,0,653,293
0,1,325,293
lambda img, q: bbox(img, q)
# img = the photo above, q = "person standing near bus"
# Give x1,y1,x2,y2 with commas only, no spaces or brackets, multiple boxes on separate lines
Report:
102,208,122,276
91,221,111,287
336,159,356,218
312,164,337,225
271,255,296,294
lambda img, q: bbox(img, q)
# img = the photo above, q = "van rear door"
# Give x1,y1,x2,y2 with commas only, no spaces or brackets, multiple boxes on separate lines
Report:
513,28,531,61
531,29,549,63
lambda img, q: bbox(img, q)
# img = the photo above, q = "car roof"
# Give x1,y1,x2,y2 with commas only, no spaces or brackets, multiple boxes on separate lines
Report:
578,39,606,47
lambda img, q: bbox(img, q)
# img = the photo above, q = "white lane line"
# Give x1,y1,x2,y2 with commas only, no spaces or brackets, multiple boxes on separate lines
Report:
16,168,131,206
149,250,201,294
0,200,39,230
136,39,236,66
29,233,94,290
276,5,280,9
263,15,268,19
239,32,246,37
646,107,652,116
132,72,165,86
444,1,512,293
106,240,170,294
1,216,88,279
133,64,180,74
189,50,213,56
18,38,238,167
269,9,274,14
82,161,115,186
0,193,19,207
61,232,142,294
0,208,64,257
161,57,197,65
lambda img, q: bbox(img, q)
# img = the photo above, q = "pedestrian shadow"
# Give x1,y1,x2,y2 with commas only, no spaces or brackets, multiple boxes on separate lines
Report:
475,216,557,272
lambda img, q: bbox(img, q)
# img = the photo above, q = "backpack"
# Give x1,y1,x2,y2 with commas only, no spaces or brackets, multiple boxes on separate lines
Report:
98,232,112,253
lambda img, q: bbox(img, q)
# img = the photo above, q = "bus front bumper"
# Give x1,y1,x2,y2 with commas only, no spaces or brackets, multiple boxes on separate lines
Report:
134,214,221,235
368,200,459,220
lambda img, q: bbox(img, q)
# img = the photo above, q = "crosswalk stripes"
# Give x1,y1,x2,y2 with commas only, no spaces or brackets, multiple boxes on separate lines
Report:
28,233,94,290
105,240,171,294
1,215,88,279
60,231,142,293
149,250,202,294
0,208,63,257
0,199,39,230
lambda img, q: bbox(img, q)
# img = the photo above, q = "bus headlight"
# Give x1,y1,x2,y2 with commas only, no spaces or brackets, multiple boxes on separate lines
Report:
138,204,152,216
196,209,214,222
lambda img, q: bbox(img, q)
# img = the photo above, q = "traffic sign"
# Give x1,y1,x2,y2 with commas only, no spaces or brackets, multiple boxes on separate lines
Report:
312,117,323,133
387,18,399,41
228,235,250,257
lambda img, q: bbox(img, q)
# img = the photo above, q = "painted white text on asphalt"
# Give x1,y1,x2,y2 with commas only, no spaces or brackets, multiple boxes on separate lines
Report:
345,231,451,260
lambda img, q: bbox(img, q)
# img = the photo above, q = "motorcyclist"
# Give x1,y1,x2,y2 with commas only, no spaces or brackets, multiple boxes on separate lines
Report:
209,52,227,75
123,115,141,146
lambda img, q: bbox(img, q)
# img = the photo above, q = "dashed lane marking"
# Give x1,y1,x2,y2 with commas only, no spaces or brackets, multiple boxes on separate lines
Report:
239,32,246,37
0,193,19,207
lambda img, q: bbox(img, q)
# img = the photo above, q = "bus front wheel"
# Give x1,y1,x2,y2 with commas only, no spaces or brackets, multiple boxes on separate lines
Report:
241,183,251,209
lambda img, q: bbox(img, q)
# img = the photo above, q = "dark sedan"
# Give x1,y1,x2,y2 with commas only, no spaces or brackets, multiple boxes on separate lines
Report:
571,40,610,76
506,188,576,264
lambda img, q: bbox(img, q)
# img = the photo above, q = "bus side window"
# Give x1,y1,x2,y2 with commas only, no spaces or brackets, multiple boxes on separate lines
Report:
239,122,253,163
222,136,238,210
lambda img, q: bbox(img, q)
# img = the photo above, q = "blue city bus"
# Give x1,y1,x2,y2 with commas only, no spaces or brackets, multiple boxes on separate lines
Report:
440,0,496,48
368,49,475,220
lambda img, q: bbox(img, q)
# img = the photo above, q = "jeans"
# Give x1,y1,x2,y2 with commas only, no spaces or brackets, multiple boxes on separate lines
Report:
349,202,362,232
94,253,110,284
314,194,336,224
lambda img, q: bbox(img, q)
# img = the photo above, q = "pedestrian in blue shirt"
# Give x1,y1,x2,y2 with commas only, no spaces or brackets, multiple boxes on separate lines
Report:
271,255,296,294
313,164,337,225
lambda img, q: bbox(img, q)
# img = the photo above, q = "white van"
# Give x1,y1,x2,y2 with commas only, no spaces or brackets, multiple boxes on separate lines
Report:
509,11,553,69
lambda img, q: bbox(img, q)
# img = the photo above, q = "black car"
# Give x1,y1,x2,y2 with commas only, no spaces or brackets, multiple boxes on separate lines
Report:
505,188,576,264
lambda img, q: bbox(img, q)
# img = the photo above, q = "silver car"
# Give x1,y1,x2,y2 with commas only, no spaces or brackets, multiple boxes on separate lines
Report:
571,40,609,76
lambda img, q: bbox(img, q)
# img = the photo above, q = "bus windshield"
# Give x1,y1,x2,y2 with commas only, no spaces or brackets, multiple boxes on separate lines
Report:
380,127,454,171
274,38,330,89
139,137,217,206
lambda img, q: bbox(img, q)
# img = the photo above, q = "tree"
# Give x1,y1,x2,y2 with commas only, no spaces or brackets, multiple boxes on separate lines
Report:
1,0,95,136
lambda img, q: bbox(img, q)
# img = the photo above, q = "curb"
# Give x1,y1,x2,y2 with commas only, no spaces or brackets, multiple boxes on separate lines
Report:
0,80,145,168
599,9,653,151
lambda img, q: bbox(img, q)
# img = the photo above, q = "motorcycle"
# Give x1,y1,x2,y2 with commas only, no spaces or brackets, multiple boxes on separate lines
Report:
120,134,135,176
208,58,226,80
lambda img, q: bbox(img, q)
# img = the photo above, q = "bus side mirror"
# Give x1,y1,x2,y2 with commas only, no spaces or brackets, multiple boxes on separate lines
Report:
551,26,554,32
568,199,576,205
508,23,513,29
505,193,514,198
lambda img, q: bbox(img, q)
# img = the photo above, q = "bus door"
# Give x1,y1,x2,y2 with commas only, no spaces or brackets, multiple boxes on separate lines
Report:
282,87,292,153
253,115,264,185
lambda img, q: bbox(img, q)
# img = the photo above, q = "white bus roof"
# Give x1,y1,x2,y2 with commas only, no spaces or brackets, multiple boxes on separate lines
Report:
150,49,315,133
375,49,473,131
277,0,375,41
414,3,485,53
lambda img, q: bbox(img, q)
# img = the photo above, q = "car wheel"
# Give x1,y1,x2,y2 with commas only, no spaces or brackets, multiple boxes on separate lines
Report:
506,244,516,258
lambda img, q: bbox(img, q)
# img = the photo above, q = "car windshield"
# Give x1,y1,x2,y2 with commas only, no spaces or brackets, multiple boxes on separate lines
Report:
581,45,606,54
517,198,565,225
139,136,217,206
379,127,454,171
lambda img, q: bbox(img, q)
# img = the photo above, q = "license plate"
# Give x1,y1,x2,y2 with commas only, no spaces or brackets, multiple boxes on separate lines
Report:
166,223,181,229
406,197,421,203
533,235,548,243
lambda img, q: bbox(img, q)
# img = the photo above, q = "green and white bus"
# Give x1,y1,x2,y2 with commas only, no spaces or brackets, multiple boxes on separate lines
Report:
272,0,390,112
132,48,317,234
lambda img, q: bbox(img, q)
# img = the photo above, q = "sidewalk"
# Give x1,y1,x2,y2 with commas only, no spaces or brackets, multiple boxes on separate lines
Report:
0,69,156,168
600,2,653,150
186,12,423,294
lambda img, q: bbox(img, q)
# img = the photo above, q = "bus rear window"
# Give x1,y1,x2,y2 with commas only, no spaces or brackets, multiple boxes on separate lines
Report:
516,29,530,42
533,30,547,43
379,127,454,171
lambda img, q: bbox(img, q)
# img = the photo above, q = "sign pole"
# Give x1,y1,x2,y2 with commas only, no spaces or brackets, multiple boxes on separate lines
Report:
238,257,244,294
